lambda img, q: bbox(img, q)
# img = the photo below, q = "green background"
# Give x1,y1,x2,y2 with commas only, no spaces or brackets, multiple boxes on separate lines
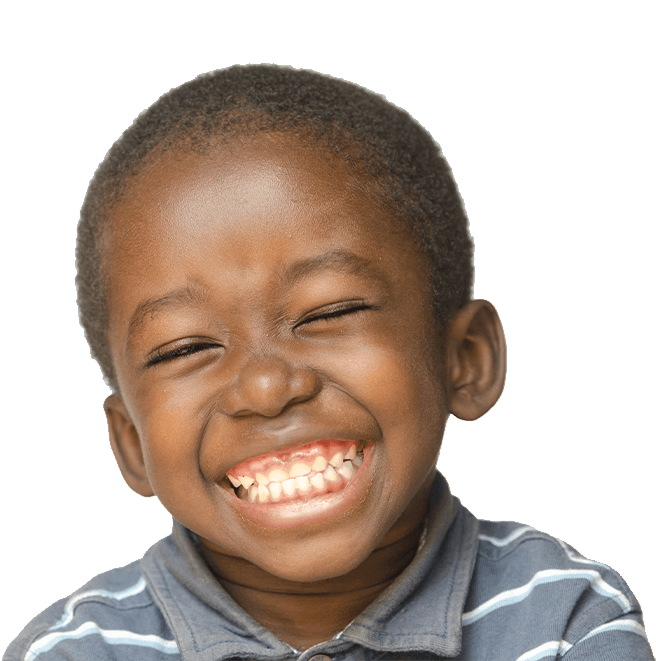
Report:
0,2,656,649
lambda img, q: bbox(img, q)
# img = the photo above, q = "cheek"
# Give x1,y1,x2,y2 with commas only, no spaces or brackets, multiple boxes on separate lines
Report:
326,338,446,438
134,402,203,498
129,371,212,446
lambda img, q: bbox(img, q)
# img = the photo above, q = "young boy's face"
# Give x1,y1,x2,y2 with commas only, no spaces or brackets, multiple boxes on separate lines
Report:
103,133,449,582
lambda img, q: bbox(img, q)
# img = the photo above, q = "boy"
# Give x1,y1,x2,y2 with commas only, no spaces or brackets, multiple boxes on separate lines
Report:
5,65,652,660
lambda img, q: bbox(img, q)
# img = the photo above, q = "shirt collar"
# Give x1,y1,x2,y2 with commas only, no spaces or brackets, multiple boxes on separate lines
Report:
338,473,478,657
141,472,479,660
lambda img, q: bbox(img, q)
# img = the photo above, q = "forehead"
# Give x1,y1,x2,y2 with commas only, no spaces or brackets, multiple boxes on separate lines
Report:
103,133,429,329
109,135,394,251
110,133,394,227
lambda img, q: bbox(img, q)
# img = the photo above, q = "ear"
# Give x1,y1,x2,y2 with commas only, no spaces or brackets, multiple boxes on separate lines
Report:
446,300,506,421
104,395,154,497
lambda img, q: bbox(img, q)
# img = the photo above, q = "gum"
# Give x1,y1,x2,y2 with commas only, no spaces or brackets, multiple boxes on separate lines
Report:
227,439,357,483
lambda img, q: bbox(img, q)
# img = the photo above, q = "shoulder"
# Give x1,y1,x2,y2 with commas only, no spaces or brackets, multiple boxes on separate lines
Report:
463,519,652,659
3,560,180,661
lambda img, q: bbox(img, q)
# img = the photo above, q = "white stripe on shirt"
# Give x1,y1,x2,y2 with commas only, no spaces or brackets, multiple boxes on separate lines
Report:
512,619,647,661
553,537,612,570
578,618,647,644
479,526,612,572
462,569,631,626
49,576,147,630
513,639,572,661
24,621,178,660
478,526,536,547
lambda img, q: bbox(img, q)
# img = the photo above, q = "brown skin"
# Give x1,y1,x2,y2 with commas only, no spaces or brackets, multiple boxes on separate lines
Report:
102,133,506,649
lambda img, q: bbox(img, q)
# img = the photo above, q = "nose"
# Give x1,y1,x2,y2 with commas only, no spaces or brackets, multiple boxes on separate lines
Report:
218,352,322,418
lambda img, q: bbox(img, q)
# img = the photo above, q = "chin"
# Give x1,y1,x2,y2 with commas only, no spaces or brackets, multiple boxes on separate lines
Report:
257,538,375,583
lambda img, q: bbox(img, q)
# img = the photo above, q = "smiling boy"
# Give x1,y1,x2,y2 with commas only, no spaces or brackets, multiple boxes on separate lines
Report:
5,65,653,660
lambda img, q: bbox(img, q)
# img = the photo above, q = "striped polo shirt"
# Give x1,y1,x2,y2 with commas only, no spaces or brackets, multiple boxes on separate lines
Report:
4,473,653,660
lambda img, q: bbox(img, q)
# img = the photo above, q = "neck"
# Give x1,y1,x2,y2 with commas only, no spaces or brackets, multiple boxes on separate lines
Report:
198,504,429,650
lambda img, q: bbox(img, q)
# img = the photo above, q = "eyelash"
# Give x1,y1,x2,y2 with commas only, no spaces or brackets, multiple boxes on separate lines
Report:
297,301,371,326
146,342,218,367
146,303,371,367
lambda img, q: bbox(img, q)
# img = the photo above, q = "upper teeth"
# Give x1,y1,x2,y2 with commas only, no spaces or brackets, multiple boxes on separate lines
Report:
267,469,288,484
311,456,328,472
289,462,312,477
232,444,358,489
228,443,364,504
329,452,343,469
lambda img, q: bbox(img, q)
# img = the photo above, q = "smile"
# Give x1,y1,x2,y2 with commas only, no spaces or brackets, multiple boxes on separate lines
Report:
226,439,365,505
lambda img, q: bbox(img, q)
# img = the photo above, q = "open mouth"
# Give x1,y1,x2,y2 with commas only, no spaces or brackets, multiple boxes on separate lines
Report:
225,439,365,505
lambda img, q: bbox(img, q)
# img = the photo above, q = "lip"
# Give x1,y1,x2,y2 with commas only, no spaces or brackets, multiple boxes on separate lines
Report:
222,443,374,530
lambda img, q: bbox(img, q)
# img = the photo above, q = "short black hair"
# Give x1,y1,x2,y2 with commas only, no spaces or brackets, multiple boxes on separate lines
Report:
76,64,473,393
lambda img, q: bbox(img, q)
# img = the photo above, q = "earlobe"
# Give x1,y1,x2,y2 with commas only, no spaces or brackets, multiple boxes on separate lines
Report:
104,395,154,497
446,300,507,421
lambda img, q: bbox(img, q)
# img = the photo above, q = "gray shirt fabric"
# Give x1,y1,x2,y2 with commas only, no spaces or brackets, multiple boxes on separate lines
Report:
5,474,653,660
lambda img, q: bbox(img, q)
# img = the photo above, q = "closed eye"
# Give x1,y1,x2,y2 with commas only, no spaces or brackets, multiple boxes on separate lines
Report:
146,341,220,367
296,302,372,327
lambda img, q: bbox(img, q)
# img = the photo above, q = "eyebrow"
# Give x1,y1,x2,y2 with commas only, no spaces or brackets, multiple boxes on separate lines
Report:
126,250,386,349
281,250,387,287
126,284,209,349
